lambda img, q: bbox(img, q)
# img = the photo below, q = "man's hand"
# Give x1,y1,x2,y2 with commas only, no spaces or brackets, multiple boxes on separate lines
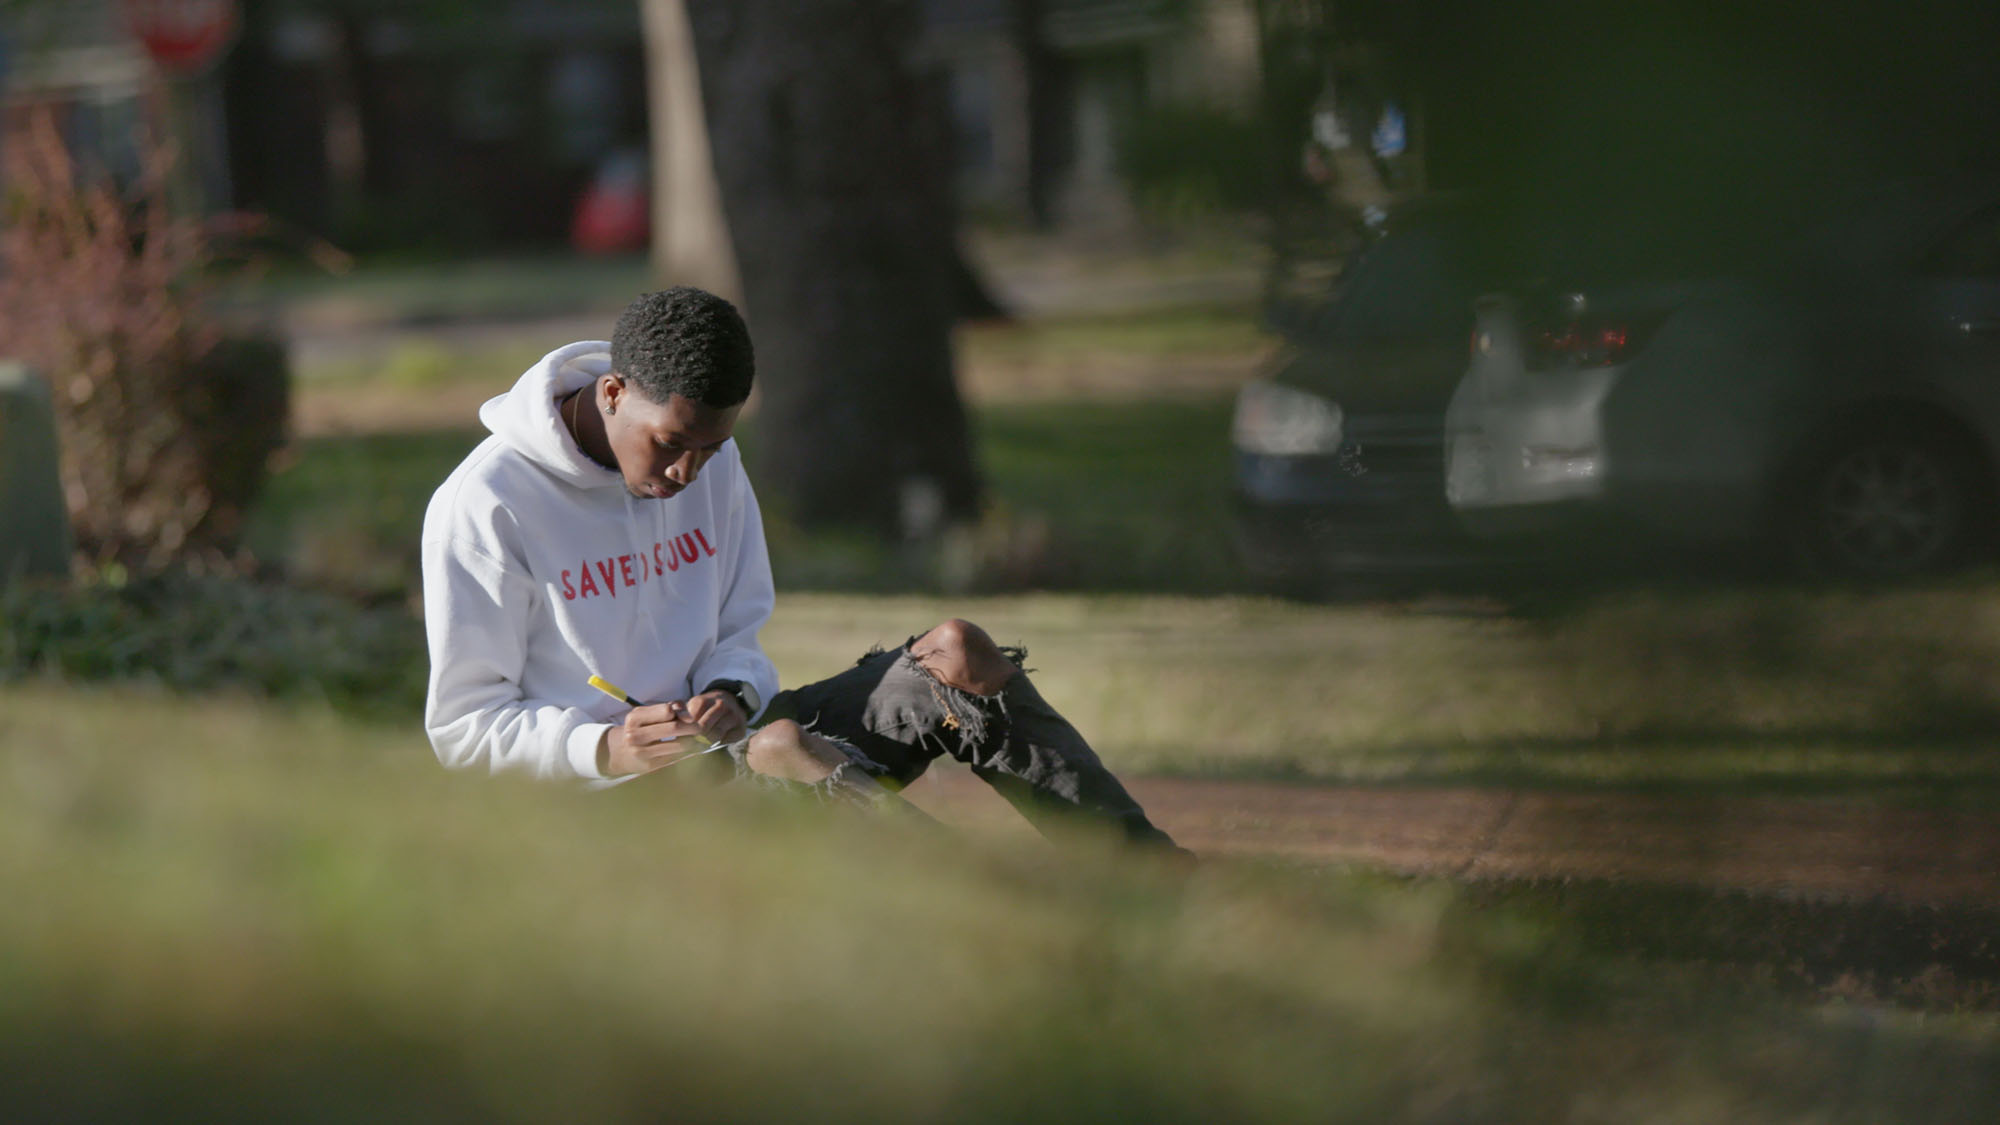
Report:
681,689,749,745
598,701,717,777
597,693,749,777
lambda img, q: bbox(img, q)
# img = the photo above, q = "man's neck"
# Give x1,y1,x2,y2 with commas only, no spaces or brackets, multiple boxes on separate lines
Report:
567,389,616,470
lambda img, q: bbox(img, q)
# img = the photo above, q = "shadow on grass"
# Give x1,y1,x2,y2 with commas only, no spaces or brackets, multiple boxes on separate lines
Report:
1445,873,2000,1014
6,1020,490,1124
1166,727,2000,805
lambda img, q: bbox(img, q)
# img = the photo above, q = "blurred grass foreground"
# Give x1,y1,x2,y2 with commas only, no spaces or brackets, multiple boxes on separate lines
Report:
6,683,2000,1123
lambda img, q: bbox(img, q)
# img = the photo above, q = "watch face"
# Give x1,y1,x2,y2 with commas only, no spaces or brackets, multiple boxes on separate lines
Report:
709,679,759,716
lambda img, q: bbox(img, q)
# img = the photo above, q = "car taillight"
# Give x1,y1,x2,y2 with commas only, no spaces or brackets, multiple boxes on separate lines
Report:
1522,292,1661,372
1528,320,1634,369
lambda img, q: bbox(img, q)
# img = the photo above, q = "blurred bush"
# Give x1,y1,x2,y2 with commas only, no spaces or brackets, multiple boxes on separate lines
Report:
0,573,425,717
1117,103,1270,222
0,110,289,573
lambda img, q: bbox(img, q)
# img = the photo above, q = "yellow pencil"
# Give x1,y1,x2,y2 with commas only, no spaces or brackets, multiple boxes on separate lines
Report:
586,674,715,750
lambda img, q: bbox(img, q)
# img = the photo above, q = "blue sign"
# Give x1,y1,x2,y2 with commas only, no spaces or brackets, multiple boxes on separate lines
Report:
1372,103,1407,159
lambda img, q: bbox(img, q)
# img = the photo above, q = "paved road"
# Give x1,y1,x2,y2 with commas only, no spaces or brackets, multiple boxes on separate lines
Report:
904,767,2000,908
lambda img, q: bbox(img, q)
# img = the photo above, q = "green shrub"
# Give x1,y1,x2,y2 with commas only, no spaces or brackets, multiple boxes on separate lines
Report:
0,574,425,716
1117,103,1271,221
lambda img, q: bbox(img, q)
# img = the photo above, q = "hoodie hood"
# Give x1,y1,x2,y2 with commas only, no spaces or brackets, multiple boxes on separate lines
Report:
479,340,624,490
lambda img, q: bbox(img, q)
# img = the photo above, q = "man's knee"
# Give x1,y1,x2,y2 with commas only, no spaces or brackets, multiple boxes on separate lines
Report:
744,719,841,784
913,617,1017,696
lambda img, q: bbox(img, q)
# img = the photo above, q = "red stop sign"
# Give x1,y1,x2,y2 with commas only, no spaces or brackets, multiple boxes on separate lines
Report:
121,0,239,75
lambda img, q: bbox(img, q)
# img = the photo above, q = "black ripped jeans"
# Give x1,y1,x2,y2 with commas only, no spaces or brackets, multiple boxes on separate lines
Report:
758,638,1179,850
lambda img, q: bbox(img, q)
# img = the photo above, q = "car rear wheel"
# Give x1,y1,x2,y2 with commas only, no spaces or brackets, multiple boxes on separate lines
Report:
1790,422,1989,578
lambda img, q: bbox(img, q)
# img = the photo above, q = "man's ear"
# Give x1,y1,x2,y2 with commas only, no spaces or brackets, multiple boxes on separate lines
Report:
601,374,625,414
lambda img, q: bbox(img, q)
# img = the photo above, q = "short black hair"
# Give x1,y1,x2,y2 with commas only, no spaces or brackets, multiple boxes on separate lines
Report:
610,287,754,408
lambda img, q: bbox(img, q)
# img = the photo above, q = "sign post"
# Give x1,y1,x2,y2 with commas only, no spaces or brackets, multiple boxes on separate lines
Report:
120,0,240,215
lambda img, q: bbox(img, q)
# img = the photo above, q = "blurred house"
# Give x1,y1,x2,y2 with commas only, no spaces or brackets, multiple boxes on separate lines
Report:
0,1,159,188
223,0,646,251
228,0,1283,250
6,1,1361,253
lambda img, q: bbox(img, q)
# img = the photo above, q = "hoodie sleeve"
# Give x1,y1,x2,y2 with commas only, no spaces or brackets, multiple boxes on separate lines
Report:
422,532,611,781
689,452,781,719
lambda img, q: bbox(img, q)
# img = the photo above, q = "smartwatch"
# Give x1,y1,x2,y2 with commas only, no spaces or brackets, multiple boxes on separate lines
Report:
702,678,762,719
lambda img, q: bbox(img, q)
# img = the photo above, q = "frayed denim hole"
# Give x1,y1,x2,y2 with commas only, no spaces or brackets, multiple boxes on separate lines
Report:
894,648,1013,751
785,720,888,776
816,729,891,779
724,734,758,782
808,760,892,809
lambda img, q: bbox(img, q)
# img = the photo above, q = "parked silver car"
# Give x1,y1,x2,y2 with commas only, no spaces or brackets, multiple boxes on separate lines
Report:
1444,179,2000,577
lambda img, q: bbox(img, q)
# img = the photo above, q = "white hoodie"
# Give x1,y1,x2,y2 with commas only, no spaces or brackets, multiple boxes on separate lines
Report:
421,341,780,784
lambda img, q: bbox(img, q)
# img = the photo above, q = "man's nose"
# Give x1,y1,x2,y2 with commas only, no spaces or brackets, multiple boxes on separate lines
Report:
667,453,699,485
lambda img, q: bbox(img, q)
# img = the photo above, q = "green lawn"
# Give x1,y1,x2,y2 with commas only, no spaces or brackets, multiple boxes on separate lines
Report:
4,683,1997,1122
224,253,656,329
960,301,1270,364
13,573,2000,806
972,398,1240,591
765,586,2000,805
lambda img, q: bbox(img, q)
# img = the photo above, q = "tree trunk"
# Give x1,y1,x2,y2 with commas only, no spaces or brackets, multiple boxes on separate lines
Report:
678,0,982,535
640,0,742,302
224,0,332,232
1009,0,1066,230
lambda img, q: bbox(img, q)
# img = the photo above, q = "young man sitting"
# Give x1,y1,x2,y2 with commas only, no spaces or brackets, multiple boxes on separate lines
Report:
421,287,1180,850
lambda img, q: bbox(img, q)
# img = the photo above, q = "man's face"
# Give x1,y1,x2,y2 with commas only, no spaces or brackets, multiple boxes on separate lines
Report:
601,378,741,501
